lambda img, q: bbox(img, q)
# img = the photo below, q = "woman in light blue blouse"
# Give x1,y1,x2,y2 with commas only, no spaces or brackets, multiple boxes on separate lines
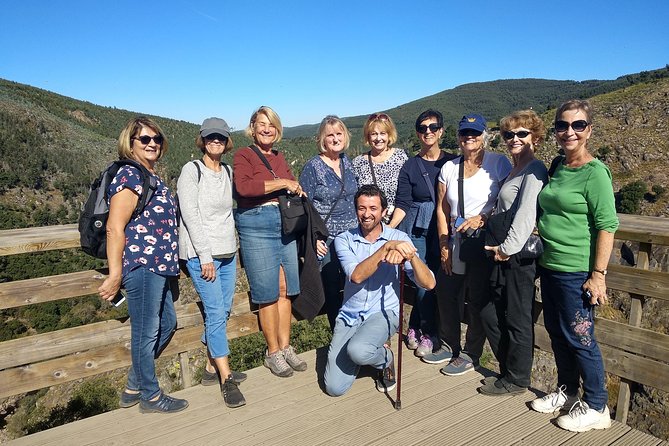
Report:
299,115,358,329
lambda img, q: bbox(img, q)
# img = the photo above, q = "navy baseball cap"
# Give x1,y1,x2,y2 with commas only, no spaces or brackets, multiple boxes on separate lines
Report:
458,114,487,133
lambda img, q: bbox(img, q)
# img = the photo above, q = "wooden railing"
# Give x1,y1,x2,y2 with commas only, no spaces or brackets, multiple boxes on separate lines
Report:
1,214,668,426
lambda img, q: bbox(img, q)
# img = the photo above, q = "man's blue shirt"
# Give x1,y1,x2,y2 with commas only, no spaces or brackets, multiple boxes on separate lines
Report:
334,224,419,326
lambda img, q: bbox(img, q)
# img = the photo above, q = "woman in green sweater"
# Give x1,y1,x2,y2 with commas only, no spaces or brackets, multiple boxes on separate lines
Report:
531,100,618,432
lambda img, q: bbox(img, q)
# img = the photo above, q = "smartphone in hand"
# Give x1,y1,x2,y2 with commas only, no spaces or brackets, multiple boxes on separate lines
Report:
110,289,127,307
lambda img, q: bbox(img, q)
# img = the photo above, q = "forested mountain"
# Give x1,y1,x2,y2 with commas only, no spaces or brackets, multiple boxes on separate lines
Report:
1,66,668,232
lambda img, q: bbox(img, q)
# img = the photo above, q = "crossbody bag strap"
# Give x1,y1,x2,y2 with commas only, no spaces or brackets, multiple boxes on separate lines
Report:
323,158,346,226
366,151,378,185
249,144,279,179
417,155,436,204
457,156,465,218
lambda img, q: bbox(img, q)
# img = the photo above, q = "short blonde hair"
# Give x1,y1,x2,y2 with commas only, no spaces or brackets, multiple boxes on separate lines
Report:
117,116,168,161
245,106,283,145
499,109,546,146
195,134,234,154
363,113,398,147
317,115,351,153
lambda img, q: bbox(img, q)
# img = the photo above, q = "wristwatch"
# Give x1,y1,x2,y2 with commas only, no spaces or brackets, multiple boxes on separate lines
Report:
593,268,608,276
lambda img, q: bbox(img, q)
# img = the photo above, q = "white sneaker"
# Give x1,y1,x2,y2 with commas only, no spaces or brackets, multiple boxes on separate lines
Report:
530,385,578,413
557,400,612,432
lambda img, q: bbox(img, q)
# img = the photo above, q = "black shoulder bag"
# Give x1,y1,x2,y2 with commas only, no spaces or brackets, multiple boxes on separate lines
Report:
457,157,487,263
249,145,307,237
486,172,544,261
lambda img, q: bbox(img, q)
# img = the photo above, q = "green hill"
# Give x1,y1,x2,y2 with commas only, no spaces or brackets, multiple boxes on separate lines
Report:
283,67,669,139
1,66,668,231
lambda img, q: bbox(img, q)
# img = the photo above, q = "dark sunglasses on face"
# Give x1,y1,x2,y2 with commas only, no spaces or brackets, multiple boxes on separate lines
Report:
133,135,164,145
205,134,228,143
502,130,532,140
555,120,589,133
458,129,483,137
416,123,442,134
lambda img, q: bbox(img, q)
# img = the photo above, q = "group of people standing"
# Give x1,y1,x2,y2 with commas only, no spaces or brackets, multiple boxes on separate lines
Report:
97,99,618,434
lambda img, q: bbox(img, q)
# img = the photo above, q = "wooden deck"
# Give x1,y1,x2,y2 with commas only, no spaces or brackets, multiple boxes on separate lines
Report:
7,345,666,446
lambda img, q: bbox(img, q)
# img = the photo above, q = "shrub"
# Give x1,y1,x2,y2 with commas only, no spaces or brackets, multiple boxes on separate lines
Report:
617,180,647,214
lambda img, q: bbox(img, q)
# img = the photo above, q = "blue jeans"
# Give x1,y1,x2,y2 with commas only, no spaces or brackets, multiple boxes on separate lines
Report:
324,310,399,397
186,256,236,358
123,267,177,401
320,237,344,330
407,232,437,336
539,266,608,410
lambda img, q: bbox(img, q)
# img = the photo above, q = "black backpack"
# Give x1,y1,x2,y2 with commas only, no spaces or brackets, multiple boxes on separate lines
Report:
78,159,157,258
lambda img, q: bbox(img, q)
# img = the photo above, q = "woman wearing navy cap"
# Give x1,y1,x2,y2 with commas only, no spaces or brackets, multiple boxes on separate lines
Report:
423,114,512,377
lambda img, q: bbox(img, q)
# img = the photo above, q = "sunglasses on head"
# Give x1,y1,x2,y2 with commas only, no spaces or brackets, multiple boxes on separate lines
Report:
416,123,442,134
502,130,532,140
555,120,589,133
458,129,483,137
369,113,390,121
205,134,228,142
133,135,164,145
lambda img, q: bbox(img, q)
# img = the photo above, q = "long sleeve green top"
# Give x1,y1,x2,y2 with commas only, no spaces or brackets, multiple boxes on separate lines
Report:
538,159,619,272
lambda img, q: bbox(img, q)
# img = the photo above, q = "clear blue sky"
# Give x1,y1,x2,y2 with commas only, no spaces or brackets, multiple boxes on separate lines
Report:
2,0,668,130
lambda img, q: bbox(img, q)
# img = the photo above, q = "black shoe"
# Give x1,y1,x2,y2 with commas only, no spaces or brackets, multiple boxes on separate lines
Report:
479,378,528,396
139,393,189,414
119,390,140,408
222,376,246,408
202,368,247,386
375,350,396,393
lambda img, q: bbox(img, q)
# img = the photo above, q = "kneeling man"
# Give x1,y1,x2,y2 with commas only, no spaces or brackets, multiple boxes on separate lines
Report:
324,185,436,396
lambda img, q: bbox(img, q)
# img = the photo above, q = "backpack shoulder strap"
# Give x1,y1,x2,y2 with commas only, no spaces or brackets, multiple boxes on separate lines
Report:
548,155,565,178
191,159,203,182
111,159,156,217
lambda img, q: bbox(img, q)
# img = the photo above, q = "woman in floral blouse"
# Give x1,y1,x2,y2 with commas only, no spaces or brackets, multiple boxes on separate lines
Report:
352,112,408,223
98,116,187,414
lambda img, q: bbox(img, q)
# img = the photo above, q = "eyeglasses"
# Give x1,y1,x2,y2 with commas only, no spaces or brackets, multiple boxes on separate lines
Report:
132,135,164,145
554,120,589,133
369,113,390,122
205,134,228,143
502,130,532,140
458,129,483,137
416,123,442,134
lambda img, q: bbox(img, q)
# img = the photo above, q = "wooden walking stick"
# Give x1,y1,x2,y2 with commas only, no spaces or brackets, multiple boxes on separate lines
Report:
395,263,405,410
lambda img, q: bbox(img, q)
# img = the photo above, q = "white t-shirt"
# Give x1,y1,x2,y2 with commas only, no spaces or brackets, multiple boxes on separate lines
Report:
438,151,512,274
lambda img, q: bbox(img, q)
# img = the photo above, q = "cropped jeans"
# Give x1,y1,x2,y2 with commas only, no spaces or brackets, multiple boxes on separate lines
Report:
324,310,399,397
186,256,236,358
539,266,608,410
123,267,177,401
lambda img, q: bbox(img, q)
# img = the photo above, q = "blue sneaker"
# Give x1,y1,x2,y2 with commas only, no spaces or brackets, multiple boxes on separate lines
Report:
139,393,189,414
441,353,477,376
119,390,140,408
421,345,453,364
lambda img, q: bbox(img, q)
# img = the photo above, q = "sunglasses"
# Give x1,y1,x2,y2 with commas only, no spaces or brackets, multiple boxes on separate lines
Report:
555,120,589,133
458,129,483,137
369,113,390,121
132,135,164,145
416,123,442,134
205,134,228,143
502,130,532,140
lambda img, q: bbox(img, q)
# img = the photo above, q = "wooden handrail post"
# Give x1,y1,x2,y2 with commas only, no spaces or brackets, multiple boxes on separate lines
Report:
615,241,651,423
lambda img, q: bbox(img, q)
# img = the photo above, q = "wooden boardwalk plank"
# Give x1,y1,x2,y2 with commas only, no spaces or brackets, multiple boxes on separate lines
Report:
6,346,666,446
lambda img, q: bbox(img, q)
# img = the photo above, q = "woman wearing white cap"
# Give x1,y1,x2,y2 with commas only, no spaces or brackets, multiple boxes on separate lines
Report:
177,117,246,408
